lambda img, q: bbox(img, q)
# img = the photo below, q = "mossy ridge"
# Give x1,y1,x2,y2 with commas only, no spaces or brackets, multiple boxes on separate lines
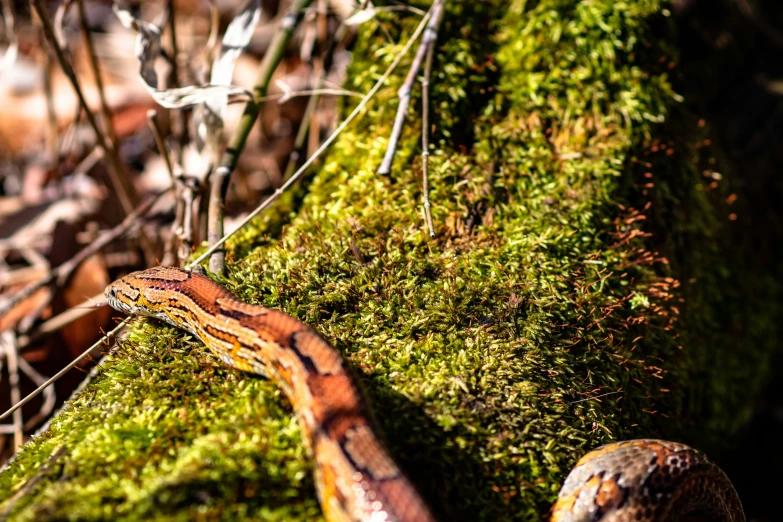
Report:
0,323,321,521
0,0,773,521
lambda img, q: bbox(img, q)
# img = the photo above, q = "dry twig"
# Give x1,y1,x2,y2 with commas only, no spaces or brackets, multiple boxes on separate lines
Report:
376,0,444,175
0,318,131,423
0,192,167,319
15,292,105,354
31,0,137,215
282,19,350,180
420,37,435,237
76,0,121,165
1,333,23,449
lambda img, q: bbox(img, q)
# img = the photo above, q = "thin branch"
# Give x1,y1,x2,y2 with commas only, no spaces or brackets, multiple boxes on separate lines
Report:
76,0,121,165
205,0,220,64
0,317,131,423
31,0,137,216
73,146,105,175
0,192,166,318
180,177,199,261
147,110,175,180
42,41,59,158
18,356,56,430
282,82,322,181
189,5,435,269
15,292,105,353
1,333,23,449
420,37,435,238
148,105,191,267
282,23,349,180
167,0,188,166
377,0,445,175
208,0,315,275
167,0,181,89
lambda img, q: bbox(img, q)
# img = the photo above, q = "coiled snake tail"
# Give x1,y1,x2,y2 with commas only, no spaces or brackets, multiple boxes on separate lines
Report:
551,440,744,522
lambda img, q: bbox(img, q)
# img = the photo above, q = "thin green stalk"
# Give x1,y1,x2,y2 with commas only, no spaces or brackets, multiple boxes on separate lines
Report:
208,0,315,274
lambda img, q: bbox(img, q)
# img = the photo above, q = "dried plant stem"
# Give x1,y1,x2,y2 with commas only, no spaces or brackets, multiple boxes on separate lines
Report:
147,108,188,266
162,185,185,267
282,22,348,180
0,318,132,423
167,0,188,166
36,16,59,158
0,192,166,318
163,175,199,267
147,110,175,180
205,0,220,61
15,292,105,353
74,146,105,175
421,39,435,238
18,357,56,429
190,5,435,269
1,334,23,449
208,0,315,275
282,82,321,181
377,0,445,175
31,0,136,217
0,334,57,430
167,0,180,86
76,0,120,163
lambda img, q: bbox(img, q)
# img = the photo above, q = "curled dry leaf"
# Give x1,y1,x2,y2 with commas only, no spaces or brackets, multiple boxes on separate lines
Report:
202,0,262,162
344,5,377,26
112,2,252,110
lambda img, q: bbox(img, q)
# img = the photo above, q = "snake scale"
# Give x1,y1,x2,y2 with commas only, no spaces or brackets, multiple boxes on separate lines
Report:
105,267,745,522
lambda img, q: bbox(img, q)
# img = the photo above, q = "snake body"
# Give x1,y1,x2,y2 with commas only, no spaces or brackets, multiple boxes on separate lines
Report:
105,267,745,522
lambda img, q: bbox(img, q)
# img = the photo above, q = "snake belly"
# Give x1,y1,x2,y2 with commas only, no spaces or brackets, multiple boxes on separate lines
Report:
105,266,745,522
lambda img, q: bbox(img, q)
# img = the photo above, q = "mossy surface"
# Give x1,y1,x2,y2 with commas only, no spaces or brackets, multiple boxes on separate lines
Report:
1,1,778,520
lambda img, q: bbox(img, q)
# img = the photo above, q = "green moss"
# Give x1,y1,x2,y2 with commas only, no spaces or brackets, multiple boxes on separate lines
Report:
1,0,778,520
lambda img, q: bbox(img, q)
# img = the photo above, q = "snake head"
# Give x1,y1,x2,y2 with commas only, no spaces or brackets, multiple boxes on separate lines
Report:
105,272,145,316
105,267,205,333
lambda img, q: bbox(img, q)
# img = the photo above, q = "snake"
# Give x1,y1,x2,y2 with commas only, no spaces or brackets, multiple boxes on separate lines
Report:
105,266,746,522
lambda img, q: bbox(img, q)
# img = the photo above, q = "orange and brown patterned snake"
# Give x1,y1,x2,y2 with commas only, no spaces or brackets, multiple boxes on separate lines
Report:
106,267,746,522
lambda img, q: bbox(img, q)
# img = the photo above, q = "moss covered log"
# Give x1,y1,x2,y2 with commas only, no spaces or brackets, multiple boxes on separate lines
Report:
1,0,779,520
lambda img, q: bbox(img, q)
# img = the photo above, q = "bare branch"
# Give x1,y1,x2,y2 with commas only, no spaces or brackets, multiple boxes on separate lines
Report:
421,37,435,238
377,0,445,175
77,0,122,167
15,292,105,353
1,333,23,449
